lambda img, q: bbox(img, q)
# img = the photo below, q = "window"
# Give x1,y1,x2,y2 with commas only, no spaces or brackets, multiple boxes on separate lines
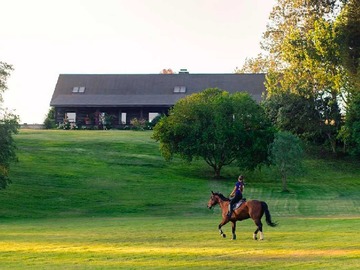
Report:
66,112,76,123
121,112,127,124
72,86,86,93
174,86,186,93
149,112,160,122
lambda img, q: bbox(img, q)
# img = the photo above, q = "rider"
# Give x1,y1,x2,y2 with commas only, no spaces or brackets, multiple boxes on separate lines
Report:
227,175,245,217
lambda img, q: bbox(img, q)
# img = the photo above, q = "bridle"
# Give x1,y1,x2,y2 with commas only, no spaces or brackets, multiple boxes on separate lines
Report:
207,194,219,209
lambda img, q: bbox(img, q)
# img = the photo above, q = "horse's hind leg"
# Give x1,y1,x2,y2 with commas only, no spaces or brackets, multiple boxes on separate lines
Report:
253,219,263,240
253,228,258,240
231,221,236,240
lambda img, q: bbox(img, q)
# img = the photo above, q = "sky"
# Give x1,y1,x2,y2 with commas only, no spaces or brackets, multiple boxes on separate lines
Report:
1,0,276,124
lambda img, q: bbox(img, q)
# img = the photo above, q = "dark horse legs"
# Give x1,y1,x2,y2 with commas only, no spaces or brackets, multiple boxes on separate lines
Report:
253,219,264,240
218,218,266,240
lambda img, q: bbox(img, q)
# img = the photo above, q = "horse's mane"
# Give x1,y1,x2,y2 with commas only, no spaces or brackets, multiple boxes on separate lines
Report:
213,192,230,201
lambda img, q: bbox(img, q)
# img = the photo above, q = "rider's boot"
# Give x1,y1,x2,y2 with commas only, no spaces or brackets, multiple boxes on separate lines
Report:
227,205,232,218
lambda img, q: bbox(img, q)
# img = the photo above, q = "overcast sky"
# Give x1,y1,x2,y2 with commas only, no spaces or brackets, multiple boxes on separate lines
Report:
1,0,276,124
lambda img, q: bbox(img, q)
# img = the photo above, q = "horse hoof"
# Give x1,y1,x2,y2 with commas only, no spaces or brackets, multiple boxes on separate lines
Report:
222,234,226,238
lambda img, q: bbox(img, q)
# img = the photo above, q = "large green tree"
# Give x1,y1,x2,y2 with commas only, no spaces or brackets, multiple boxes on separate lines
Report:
152,88,274,178
275,19,345,151
0,61,19,189
336,0,360,155
240,0,351,153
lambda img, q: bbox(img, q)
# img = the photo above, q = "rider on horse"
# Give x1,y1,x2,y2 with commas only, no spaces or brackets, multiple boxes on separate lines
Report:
227,175,245,217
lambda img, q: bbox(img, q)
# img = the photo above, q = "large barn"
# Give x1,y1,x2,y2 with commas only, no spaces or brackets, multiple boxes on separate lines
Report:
50,72,266,128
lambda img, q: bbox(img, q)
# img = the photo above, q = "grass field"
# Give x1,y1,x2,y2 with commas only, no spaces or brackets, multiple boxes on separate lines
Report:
0,130,359,269
0,217,358,269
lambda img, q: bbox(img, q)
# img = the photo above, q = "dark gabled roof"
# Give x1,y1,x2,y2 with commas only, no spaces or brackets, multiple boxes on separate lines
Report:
50,73,266,107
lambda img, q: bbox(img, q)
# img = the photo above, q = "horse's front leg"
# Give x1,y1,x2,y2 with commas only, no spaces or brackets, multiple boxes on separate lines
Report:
218,220,228,238
231,221,236,240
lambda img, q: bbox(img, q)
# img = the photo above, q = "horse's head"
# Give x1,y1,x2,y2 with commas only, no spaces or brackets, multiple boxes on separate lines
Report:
207,191,220,209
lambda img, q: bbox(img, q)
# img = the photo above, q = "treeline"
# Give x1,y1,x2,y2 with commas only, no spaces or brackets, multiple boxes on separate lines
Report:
238,0,360,156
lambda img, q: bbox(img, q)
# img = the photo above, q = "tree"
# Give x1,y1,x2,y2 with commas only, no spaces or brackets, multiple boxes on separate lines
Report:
44,107,56,129
0,61,19,189
239,0,339,76
235,54,275,74
261,0,338,70
152,88,274,178
0,62,13,102
0,112,19,189
269,131,304,192
239,1,350,153
336,0,360,90
160,68,174,74
262,92,321,141
238,1,358,154
335,0,360,154
339,93,360,156
270,17,346,152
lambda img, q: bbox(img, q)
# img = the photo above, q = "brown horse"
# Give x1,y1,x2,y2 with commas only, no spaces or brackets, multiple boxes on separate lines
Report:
207,191,277,240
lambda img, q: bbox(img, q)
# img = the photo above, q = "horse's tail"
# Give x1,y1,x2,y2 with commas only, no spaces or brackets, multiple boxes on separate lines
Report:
261,201,277,227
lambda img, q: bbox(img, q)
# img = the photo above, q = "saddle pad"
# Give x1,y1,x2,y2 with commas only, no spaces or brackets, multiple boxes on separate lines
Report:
234,199,246,210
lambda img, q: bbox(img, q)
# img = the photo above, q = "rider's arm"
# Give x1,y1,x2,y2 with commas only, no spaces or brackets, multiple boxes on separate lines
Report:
229,186,236,197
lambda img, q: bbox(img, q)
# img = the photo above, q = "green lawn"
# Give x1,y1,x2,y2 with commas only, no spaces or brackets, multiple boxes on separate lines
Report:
0,217,358,269
0,129,359,269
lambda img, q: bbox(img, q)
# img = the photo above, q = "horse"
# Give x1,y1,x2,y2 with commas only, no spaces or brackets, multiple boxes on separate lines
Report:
207,191,277,240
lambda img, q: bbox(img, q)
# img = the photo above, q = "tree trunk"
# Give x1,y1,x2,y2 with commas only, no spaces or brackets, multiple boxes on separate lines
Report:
213,165,222,179
327,132,337,153
281,174,288,192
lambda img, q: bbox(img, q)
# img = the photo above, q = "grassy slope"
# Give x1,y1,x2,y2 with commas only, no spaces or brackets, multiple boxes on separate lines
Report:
0,130,359,269
1,129,358,219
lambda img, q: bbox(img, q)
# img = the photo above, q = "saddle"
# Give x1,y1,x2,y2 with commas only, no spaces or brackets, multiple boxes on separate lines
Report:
233,198,246,210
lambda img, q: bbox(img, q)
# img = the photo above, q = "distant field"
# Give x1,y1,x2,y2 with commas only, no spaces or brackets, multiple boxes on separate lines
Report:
0,129,358,269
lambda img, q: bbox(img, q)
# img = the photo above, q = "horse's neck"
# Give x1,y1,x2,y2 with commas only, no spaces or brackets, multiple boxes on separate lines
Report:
218,200,229,213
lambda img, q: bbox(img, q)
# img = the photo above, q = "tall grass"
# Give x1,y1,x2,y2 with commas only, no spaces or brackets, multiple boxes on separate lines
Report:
0,129,358,269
